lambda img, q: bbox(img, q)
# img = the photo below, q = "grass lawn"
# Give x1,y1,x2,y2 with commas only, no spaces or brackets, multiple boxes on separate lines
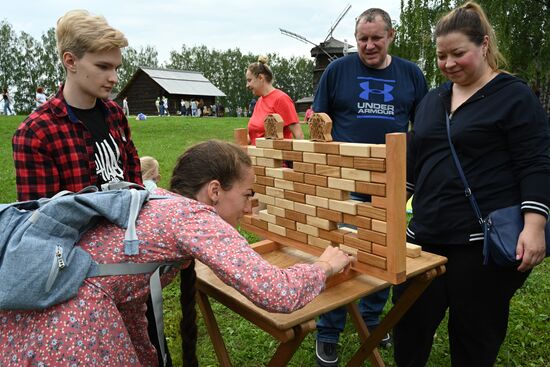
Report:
0,115,548,366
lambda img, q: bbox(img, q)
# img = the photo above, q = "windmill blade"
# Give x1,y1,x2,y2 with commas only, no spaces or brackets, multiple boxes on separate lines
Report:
324,4,352,42
279,28,338,62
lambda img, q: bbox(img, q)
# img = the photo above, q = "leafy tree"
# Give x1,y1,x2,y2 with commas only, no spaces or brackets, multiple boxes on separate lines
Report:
0,21,19,105
117,46,159,94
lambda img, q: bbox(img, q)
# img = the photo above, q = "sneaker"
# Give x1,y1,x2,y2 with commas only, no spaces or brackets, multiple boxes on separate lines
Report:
315,339,339,367
378,332,393,348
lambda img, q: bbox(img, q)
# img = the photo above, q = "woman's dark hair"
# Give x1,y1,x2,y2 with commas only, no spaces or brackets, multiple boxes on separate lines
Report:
435,1,506,71
169,140,251,366
247,55,273,83
36,87,44,93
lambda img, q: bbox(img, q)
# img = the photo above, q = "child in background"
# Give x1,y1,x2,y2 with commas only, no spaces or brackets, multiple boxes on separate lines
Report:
140,156,161,192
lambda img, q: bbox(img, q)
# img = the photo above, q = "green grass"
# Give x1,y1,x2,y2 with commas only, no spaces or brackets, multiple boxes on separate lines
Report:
1,115,548,366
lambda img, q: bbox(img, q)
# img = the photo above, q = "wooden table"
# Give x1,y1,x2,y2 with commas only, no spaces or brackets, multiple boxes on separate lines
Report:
195,242,446,367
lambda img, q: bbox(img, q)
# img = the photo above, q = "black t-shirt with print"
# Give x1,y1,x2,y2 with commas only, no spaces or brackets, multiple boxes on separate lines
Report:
71,103,124,186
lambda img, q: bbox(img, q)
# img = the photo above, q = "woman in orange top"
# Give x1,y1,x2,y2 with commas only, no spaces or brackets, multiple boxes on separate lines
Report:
245,56,304,145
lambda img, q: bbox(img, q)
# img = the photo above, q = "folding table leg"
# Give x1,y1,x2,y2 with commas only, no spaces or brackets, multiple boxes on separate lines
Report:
196,290,232,367
347,303,385,367
267,320,316,367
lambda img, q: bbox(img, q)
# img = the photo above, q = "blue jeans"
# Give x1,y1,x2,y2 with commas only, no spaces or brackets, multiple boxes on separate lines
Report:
316,287,390,343
316,191,390,344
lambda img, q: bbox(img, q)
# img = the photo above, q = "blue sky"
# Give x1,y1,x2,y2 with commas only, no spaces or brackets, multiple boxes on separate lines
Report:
2,0,401,63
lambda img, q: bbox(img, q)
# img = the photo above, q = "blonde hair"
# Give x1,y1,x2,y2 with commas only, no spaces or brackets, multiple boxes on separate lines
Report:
247,55,273,83
56,9,128,62
435,1,506,71
140,156,160,181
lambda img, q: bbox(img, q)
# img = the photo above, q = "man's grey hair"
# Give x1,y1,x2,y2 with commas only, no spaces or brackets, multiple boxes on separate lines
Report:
355,8,393,34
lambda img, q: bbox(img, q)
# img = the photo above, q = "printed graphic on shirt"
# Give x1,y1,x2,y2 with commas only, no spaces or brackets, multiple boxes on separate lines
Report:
94,134,124,183
356,76,396,120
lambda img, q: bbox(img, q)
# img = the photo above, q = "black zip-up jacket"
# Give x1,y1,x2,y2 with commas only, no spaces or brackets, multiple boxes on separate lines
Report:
407,73,550,245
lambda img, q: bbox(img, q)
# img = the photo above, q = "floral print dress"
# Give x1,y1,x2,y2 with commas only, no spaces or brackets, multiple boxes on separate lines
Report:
0,190,326,366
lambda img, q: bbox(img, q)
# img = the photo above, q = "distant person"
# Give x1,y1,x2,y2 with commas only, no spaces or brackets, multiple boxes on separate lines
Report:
155,96,160,115
249,97,256,116
140,156,161,192
35,87,47,108
237,106,243,117
185,99,191,116
245,56,304,145
305,104,314,122
191,99,197,117
2,88,14,115
122,96,129,116
163,96,169,116
180,98,186,115
312,8,428,367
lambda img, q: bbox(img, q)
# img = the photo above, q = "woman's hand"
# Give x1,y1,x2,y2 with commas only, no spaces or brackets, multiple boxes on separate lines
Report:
314,246,355,277
516,212,547,272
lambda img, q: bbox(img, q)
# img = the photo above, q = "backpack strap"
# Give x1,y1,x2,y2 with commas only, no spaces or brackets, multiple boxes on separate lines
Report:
101,181,146,191
124,189,143,255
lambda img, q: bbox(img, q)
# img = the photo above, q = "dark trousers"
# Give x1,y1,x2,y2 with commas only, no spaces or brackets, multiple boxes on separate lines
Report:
393,243,529,367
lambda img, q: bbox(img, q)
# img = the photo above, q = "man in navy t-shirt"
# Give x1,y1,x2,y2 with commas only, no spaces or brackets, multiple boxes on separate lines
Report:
313,8,428,367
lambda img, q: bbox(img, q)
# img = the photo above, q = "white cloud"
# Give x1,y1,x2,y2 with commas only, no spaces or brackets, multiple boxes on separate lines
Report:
2,0,401,63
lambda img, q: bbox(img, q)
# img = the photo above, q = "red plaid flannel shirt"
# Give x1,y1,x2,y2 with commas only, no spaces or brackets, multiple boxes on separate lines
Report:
13,86,142,201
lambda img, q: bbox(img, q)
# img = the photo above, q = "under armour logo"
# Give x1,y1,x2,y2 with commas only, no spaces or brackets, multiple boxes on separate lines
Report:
358,77,395,103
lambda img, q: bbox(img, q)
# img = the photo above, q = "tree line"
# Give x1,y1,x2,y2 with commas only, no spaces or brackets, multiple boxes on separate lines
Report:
2,0,549,114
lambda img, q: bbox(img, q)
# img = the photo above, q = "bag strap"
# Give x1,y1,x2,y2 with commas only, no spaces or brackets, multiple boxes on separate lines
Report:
445,113,485,226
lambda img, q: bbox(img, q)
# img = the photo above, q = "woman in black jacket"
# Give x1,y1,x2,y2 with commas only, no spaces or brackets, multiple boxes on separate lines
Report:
394,2,550,366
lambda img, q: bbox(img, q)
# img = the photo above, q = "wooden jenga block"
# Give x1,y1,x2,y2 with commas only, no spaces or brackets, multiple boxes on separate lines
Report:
255,193,275,206
308,113,333,142
372,243,387,257
234,128,248,146
328,199,362,215
342,214,371,229
371,219,387,233
293,162,316,174
255,175,274,186
357,250,387,269
306,215,336,231
327,155,354,168
339,244,358,256
355,182,386,197
303,152,327,165
253,166,265,176
317,207,343,223
254,138,273,149
343,232,372,252
316,186,349,201
250,156,256,165
282,150,303,161
315,165,341,178
314,142,340,154
286,229,307,243
272,140,294,150
274,178,294,191
267,205,285,217
357,228,386,245
305,194,329,209
251,217,268,230
284,190,306,204
340,143,371,157
241,214,252,224
275,216,296,230
282,170,304,182
293,140,316,152
265,186,284,198
308,235,332,249
406,243,422,258
268,222,287,236
357,203,386,221
259,209,276,224
292,182,316,195
257,157,282,168
371,196,387,208
319,228,348,244
247,146,265,157
265,167,286,179
304,174,328,187
328,177,356,192
296,222,319,237
341,168,371,182
293,202,317,216
367,144,386,158
275,197,294,210
371,171,387,183
252,183,266,194
263,148,283,160
264,113,285,139
285,209,307,223
354,157,386,171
